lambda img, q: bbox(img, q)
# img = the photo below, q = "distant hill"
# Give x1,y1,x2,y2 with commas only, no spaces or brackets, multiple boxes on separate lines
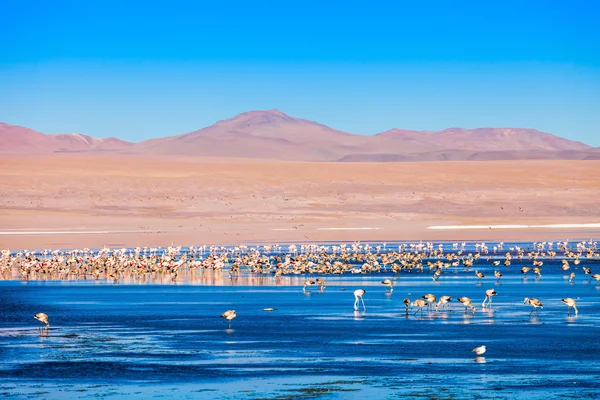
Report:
0,123,133,153
135,110,435,161
376,127,591,151
1,111,595,161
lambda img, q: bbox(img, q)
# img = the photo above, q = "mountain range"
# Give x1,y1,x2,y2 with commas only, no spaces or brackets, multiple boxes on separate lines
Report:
1,111,598,161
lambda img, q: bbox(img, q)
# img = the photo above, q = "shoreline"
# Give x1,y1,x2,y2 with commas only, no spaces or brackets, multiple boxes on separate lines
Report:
427,222,600,230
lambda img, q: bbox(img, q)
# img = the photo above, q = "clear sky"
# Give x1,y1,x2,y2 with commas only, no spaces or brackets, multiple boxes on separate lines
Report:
1,0,599,145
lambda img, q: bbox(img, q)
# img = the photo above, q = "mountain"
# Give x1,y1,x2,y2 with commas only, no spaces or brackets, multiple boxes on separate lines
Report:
50,133,133,152
376,127,591,151
0,123,133,153
1,112,595,161
136,110,444,161
0,122,58,152
136,109,366,161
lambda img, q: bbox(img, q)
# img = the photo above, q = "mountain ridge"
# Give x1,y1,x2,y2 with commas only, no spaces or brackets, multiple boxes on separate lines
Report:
1,110,595,161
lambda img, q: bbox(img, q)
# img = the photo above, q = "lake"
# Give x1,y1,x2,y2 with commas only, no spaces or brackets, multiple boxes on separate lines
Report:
1,241,599,399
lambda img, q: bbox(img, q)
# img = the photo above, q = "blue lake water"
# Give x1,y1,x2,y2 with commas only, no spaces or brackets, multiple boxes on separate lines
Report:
1,241,599,399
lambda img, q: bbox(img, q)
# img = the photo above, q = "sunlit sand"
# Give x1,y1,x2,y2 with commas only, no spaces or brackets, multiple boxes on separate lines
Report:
428,223,600,230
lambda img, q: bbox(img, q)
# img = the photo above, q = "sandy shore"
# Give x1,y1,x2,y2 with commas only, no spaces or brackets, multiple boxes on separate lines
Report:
1,155,599,249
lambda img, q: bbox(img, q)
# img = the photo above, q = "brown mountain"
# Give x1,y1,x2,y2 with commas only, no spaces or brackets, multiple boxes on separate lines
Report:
50,133,134,152
376,127,591,151
0,122,58,152
136,110,444,161
0,123,133,153
1,111,595,161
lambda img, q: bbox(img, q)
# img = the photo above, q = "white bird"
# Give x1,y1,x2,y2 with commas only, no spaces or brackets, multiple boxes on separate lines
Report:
437,295,452,311
354,289,366,311
315,278,326,291
482,289,497,308
34,313,50,330
221,310,236,329
472,345,487,356
303,279,316,292
381,279,393,293
524,297,543,315
561,298,578,316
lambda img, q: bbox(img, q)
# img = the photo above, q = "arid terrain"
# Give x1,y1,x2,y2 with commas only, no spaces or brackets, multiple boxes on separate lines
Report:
1,155,599,250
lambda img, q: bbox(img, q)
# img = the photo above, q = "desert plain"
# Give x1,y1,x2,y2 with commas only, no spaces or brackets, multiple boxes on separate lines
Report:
1,154,599,250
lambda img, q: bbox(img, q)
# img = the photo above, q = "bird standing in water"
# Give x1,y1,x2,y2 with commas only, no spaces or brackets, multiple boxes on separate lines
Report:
472,345,487,356
381,279,393,293
303,279,316,293
411,298,427,315
422,293,437,312
354,289,366,311
437,295,452,311
458,297,476,313
315,278,326,291
34,313,50,331
561,298,578,316
221,310,236,329
482,289,497,308
524,297,543,315
403,298,411,314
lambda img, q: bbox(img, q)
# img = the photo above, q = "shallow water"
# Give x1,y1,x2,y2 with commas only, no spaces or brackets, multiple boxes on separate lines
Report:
1,242,600,399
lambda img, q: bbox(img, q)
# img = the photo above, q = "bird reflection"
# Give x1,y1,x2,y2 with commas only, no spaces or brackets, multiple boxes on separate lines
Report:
353,310,366,320
474,356,486,364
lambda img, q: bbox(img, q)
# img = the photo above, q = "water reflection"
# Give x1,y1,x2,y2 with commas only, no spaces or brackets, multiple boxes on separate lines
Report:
353,311,366,321
529,316,542,325
565,315,578,324
474,356,486,364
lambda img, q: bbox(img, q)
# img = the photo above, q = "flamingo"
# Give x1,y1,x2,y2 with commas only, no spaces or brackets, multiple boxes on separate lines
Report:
303,279,316,292
381,279,393,293
437,295,452,311
221,310,236,329
411,298,427,315
315,278,326,291
561,298,578,315
458,297,476,313
523,297,543,315
403,298,410,314
354,289,366,311
422,293,437,312
34,313,49,331
481,289,497,308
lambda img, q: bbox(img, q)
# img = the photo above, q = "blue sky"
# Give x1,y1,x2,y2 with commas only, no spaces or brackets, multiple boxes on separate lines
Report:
1,0,599,145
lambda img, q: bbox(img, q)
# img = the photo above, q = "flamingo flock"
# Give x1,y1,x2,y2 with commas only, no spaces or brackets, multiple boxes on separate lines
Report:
1,240,597,283
2,239,595,345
